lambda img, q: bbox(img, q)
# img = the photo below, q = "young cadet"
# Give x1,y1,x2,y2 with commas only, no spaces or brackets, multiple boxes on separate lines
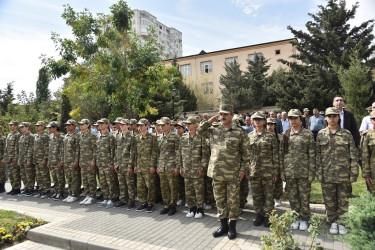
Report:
5,120,21,195
249,111,279,228
180,116,207,218
175,121,186,207
316,107,358,235
282,109,315,231
362,111,375,195
18,122,35,196
0,126,6,193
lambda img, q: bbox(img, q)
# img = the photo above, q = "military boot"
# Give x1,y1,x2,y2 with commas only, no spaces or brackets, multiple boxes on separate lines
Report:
0,183,5,193
228,220,237,240
213,218,229,237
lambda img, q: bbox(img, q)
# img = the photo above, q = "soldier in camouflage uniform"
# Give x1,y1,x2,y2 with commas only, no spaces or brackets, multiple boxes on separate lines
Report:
132,118,158,212
62,119,80,203
157,117,181,216
47,121,65,200
266,118,284,208
303,108,310,129
5,120,21,195
154,120,163,203
0,126,6,193
249,112,279,228
96,118,117,208
18,122,35,196
33,121,50,198
180,116,207,218
197,105,250,240
111,117,124,204
281,110,315,231
78,119,97,205
175,121,186,206
362,111,375,195
130,119,138,135
317,107,358,235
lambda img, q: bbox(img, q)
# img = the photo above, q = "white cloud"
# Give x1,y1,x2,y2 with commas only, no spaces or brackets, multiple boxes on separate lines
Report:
231,0,262,15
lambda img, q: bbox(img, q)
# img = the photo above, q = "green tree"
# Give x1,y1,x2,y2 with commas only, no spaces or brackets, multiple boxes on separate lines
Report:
220,61,254,110
0,82,15,115
35,66,51,104
60,82,71,131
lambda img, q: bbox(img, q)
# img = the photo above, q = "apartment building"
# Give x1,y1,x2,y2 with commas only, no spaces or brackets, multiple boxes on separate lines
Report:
131,9,182,59
164,38,297,110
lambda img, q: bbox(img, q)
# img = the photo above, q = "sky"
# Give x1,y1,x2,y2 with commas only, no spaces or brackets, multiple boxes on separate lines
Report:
0,0,374,98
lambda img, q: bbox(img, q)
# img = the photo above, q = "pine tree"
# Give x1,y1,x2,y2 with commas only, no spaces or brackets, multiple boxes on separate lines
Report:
36,66,51,105
0,82,15,115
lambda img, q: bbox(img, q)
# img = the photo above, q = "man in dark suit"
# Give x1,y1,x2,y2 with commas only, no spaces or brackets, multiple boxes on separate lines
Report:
333,95,360,147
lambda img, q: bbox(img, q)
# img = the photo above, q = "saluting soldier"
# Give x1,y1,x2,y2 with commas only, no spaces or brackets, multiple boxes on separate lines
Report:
197,104,250,240
18,122,35,196
78,119,97,205
281,109,315,231
0,126,6,193
362,111,375,195
316,107,358,235
133,118,158,213
248,112,279,228
5,120,21,195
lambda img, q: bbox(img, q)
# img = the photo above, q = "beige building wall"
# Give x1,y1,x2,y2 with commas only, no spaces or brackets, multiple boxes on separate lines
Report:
164,38,297,110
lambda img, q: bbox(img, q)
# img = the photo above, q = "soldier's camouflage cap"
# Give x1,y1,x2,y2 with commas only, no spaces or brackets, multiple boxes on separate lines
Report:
370,111,375,119
65,119,77,126
303,108,310,112
158,117,171,125
184,116,198,124
219,104,234,114
366,106,372,111
137,118,149,125
19,122,31,127
171,121,177,126
46,121,59,128
78,119,90,125
114,117,123,124
266,118,277,124
175,121,186,129
130,119,138,125
8,120,19,126
155,120,161,125
319,111,325,115
288,109,302,118
325,107,340,116
97,118,110,124
120,118,130,125
35,121,46,126
251,111,265,120
233,116,244,124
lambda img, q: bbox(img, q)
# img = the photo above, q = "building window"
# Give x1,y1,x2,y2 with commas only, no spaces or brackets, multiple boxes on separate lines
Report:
201,61,212,73
203,82,213,94
225,57,238,66
275,49,281,55
248,53,262,62
180,64,191,76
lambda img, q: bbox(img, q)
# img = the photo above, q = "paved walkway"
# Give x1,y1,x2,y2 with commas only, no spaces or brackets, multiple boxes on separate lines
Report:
1,183,349,250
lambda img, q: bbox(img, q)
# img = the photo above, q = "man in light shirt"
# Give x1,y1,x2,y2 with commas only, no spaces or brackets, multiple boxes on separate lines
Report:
359,103,375,135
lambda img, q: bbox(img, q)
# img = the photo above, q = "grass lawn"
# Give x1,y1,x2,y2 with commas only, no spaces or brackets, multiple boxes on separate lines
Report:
0,210,36,233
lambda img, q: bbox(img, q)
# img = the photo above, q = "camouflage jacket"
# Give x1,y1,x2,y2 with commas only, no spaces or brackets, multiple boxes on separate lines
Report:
179,132,208,178
63,131,79,164
5,131,20,163
157,131,181,173
78,131,97,165
197,121,250,181
115,131,135,170
33,132,49,163
18,132,35,165
48,133,64,165
316,127,358,183
282,128,316,181
361,129,375,178
131,132,158,173
96,131,116,167
0,135,5,161
248,129,279,178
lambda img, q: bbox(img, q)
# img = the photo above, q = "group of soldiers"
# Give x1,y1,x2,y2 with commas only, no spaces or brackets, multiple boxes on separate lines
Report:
1,101,374,241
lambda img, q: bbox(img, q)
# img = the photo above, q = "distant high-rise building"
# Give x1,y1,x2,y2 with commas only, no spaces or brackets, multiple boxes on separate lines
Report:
131,9,182,59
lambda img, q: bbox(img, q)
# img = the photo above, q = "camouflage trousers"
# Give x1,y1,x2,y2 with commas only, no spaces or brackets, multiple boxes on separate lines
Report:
177,174,185,201
286,178,311,221
213,179,240,221
81,163,97,198
34,162,51,194
20,163,35,190
112,171,120,200
250,177,274,216
185,177,204,209
159,172,178,208
98,166,116,200
321,182,350,223
204,175,215,206
65,163,81,197
137,172,156,205
7,161,21,190
50,164,65,194
118,167,136,203
0,162,6,183
240,177,249,208
155,173,162,198
274,175,284,200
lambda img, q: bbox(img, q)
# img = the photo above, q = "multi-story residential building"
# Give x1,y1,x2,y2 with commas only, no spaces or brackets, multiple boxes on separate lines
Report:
164,38,297,110
131,9,182,59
